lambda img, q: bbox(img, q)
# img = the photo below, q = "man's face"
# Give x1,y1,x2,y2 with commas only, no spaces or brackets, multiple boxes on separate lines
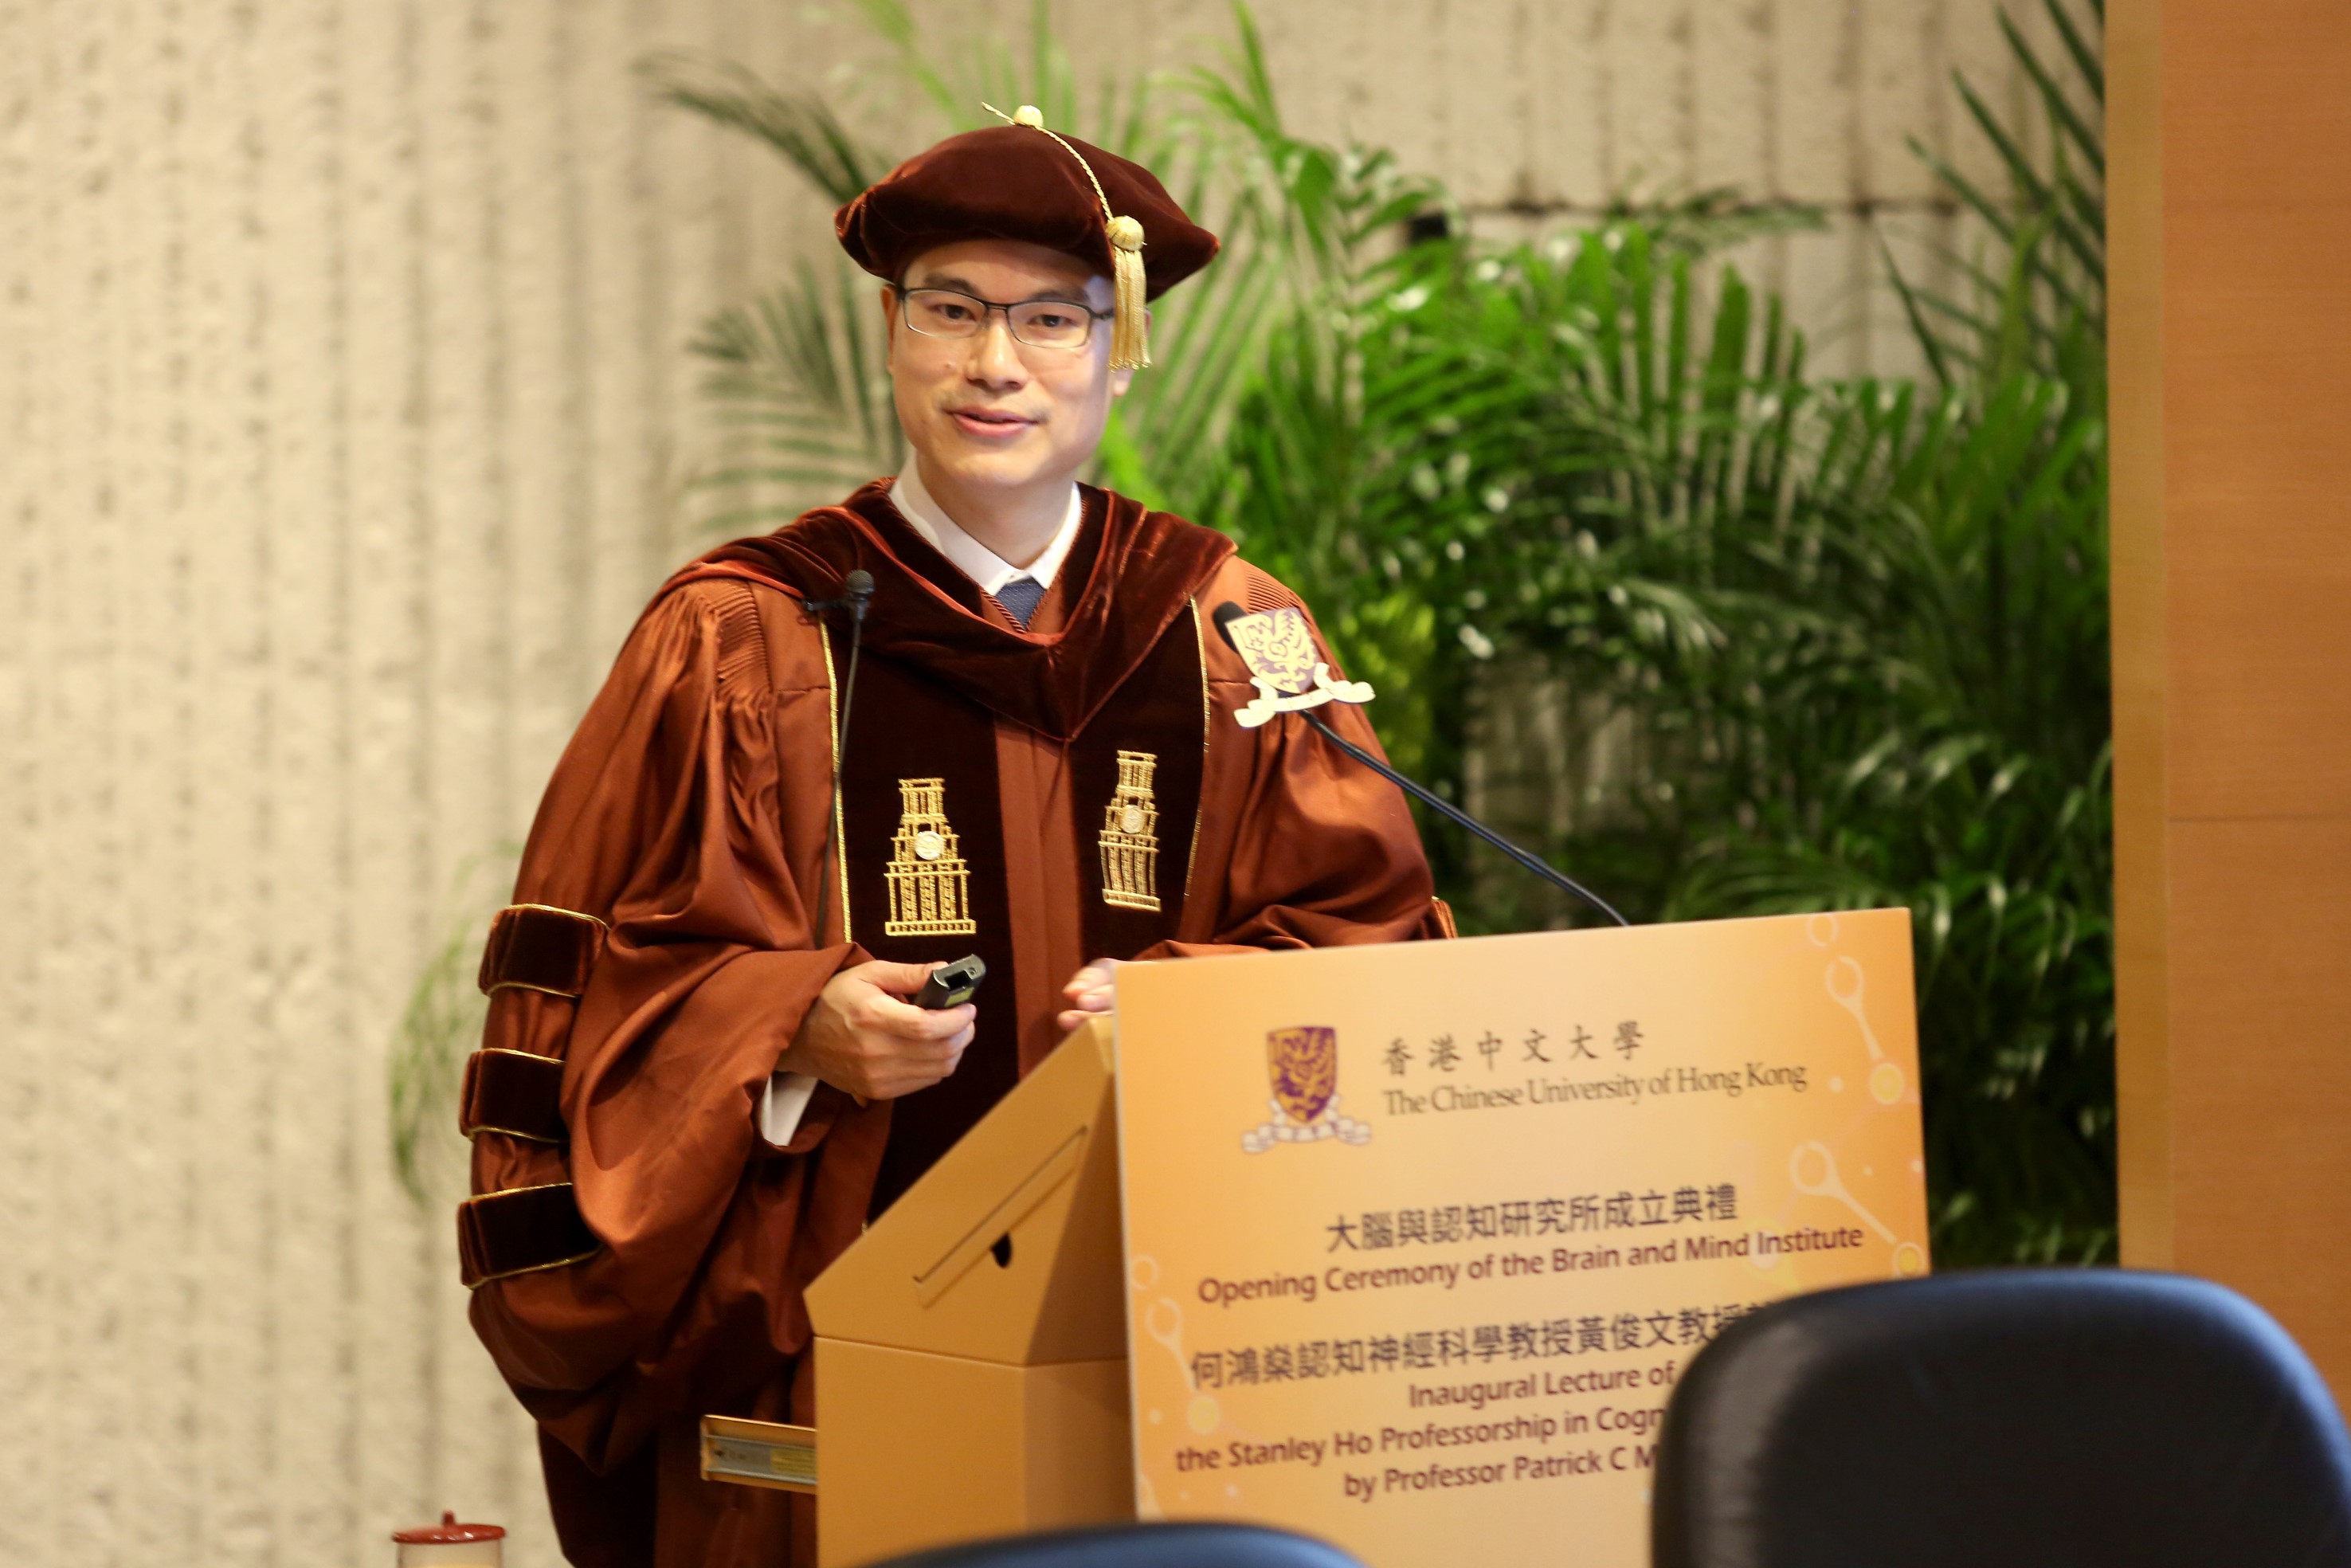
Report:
884,238,1134,500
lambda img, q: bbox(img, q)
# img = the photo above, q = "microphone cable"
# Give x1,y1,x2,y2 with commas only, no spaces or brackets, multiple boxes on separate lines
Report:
1299,708,1628,927
1211,601,1629,928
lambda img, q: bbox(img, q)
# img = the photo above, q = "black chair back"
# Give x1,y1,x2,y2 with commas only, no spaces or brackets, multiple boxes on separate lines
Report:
1653,1268,2351,1568
868,1522,1364,1568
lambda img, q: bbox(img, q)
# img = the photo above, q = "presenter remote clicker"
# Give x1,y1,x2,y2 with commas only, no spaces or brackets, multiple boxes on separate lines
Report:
912,955,986,1009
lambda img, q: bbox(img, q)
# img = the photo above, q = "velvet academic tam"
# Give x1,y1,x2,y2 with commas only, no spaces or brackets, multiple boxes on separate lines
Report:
834,123,1219,298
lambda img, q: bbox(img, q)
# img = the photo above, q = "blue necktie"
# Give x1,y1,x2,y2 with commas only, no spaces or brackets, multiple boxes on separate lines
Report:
996,576,1045,629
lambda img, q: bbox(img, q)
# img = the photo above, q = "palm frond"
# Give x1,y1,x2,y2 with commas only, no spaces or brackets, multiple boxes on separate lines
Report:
388,849,517,1207
640,53,891,204
685,257,906,527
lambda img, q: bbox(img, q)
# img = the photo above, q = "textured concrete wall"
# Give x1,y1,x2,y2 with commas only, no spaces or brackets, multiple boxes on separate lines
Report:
0,2,2054,1562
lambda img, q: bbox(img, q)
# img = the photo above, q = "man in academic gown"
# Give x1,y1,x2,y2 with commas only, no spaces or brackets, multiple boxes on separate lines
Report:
458,108,1448,1568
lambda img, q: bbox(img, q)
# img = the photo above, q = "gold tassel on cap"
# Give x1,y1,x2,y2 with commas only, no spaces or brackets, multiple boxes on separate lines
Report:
985,103,1150,370
1103,215,1149,370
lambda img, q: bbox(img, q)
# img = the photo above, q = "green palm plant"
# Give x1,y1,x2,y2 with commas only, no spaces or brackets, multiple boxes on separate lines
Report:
1889,0,2104,403
1256,224,2112,1264
1278,4,2110,1264
1130,1,2110,1265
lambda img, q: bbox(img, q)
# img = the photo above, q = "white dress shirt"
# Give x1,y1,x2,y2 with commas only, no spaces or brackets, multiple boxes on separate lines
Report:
888,461,1086,598
758,465,1087,1147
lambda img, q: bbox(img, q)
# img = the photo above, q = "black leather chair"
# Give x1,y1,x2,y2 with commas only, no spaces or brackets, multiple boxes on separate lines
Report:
868,1523,1365,1568
1652,1268,2351,1568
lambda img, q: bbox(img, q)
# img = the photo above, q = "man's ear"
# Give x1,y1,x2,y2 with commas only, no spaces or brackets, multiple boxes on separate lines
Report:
879,284,899,365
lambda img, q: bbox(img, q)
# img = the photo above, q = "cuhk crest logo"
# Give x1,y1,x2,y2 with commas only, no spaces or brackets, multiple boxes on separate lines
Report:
1243,1026,1370,1152
1228,607,1322,697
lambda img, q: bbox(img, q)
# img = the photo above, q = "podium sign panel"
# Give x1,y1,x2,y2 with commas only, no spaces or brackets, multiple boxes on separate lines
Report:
1115,911,1928,1567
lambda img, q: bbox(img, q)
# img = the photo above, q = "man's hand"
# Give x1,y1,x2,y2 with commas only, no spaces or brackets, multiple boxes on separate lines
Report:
783,960,976,1100
1056,957,1123,1037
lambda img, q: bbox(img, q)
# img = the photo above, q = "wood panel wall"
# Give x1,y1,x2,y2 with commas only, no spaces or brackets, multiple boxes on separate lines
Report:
0,2,2050,1562
2110,0,2351,1396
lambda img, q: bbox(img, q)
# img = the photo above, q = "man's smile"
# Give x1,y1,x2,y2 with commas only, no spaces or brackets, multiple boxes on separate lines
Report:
946,405,1038,441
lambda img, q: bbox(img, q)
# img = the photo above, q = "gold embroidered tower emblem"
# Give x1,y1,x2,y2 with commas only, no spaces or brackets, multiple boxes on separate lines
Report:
1098,751,1162,912
884,778,979,937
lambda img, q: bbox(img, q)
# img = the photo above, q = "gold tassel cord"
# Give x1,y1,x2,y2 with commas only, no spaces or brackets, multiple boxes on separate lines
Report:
982,103,1150,370
1104,216,1149,370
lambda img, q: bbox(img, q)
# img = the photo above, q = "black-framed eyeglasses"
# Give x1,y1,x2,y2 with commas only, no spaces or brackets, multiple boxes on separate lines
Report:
892,286,1110,351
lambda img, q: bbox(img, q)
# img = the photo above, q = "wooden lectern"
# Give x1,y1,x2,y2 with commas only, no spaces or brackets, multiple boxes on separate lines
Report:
703,915,1930,1568
799,1017,1134,1566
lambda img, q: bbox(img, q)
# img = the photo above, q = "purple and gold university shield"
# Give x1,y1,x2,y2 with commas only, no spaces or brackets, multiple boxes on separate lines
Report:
1266,1026,1339,1126
1227,607,1321,697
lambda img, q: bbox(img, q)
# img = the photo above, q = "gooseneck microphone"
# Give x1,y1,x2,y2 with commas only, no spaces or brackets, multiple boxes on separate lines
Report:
808,570,876,950
1212,602,1629,927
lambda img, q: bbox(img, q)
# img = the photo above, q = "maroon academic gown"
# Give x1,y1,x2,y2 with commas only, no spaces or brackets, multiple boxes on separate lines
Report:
461,482,1445,1566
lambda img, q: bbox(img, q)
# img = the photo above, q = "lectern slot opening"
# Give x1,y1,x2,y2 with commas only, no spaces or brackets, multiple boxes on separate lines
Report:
911,1127,1087,1307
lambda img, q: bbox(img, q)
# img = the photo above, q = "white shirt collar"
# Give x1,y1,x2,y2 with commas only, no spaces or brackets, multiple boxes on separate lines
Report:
889,463,1085,598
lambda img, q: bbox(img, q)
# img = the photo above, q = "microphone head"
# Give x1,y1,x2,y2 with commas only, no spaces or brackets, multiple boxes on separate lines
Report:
844,569,875,600
1210,600,1248,648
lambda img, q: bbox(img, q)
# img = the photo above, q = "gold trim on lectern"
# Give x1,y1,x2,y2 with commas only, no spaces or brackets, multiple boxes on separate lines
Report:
700,1415,818,1495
